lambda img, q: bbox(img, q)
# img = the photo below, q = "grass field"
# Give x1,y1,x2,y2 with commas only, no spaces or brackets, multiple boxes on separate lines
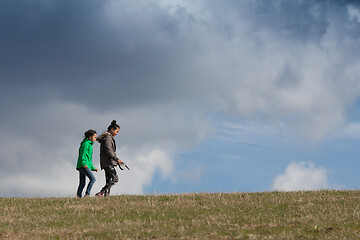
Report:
1,190,360,239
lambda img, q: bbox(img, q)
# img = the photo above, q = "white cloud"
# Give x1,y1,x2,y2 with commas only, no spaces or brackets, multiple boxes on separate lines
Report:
0,147,174,197
115,148,175,194
271,161,330,191
216,121,290,150
0,100,209,197
105,0,360,142
0,162,76,198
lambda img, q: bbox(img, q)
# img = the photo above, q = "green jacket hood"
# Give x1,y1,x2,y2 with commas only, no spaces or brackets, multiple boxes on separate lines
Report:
80,138,94,146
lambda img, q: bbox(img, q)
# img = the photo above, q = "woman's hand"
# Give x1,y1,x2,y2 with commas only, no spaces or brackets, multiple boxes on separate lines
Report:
84,165,88,169
94,168,98,172
118,159,124,164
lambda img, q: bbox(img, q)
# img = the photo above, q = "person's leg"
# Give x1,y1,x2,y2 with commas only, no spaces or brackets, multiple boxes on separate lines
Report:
82,167,96,196
76,169,86,198
101,165,118,196
104,169,112,196
100,167,111,194
107,170,118,196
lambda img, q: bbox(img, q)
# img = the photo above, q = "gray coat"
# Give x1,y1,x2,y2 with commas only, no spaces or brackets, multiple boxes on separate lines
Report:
97,132,119,170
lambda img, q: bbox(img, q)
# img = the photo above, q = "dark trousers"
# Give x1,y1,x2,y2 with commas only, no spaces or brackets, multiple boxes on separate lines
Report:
101,165,119,196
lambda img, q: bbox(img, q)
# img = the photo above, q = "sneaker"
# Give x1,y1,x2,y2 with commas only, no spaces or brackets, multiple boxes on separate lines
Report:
95,192,104,197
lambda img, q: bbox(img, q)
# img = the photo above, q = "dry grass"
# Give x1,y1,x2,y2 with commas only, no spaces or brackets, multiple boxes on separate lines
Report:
1,191,360,239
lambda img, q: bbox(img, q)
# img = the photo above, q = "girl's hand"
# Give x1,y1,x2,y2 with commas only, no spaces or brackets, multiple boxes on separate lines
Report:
84,165,88,169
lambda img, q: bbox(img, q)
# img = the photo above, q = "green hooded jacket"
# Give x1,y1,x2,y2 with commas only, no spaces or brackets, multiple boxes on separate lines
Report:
76,138,96,171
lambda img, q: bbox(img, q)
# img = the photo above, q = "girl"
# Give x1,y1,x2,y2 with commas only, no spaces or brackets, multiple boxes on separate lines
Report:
76,129,98,198
95,120,123,197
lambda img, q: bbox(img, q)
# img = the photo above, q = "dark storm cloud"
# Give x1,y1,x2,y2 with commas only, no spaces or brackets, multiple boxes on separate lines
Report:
250,0,329,42
0,0,198,109
206,0,360,44
1,0,360,134
1,0,359,109
0,0,104,80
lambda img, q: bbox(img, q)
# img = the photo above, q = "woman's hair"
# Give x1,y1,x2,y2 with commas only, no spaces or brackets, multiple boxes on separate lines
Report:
84,129,97,139
107,120,120,132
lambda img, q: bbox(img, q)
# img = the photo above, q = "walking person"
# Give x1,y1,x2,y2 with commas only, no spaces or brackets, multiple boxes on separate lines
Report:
95,120,123,197
76,129,98,198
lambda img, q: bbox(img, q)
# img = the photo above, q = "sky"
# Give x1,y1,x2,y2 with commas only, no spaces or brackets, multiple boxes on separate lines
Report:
1,0,360,197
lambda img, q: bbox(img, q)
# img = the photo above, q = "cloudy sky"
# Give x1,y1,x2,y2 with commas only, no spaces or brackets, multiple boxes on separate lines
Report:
1,0,360,197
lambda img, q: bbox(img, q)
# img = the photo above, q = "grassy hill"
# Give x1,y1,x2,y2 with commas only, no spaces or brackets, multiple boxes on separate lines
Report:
1,190,360,239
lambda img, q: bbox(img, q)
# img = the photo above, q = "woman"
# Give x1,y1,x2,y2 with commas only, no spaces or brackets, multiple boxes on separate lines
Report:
95,120,123,197
76,129,98,198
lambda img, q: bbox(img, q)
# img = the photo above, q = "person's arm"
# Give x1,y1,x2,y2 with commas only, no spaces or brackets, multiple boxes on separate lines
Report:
102,136,123,164
86,144,97,171
80,143,97,170
78,143,89,168
104,136,119,161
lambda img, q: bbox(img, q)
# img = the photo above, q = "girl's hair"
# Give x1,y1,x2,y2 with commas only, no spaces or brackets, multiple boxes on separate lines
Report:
107,120,120,132
84,129,97,139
